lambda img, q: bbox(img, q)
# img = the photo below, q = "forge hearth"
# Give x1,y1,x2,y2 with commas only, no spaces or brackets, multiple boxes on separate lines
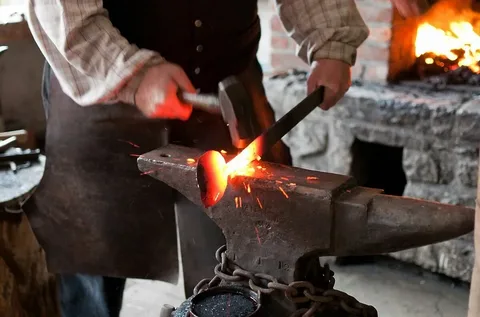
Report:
391,0,480,88
264,71,479,282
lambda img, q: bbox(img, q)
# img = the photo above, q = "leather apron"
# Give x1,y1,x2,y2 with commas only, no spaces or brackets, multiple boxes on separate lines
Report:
23,60,291,295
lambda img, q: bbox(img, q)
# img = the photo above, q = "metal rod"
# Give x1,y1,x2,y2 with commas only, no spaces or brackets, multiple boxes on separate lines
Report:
178,91,221,114
227,86,324,167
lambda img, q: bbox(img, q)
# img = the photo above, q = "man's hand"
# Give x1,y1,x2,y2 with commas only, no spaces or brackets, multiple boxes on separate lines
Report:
135,63,196,121
307,59,351,111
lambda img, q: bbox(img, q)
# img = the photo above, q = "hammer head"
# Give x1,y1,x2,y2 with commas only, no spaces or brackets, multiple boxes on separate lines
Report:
218,77,257,149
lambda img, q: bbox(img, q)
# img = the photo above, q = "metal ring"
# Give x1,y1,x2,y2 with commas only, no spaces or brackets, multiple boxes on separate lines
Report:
233,268,261,284
193,278,210,295
267,282,290,292
248,278,275,295
303,290,334,303
214,264,242,282
215,245,226,263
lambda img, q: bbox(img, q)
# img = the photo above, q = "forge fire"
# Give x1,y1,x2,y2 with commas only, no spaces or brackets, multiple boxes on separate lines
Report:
412,1,480,86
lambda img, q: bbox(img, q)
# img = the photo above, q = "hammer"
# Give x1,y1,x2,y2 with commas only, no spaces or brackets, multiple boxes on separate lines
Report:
178,76,257,149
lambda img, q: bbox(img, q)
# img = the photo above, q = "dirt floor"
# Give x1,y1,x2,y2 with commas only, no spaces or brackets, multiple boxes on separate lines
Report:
120,256,469,317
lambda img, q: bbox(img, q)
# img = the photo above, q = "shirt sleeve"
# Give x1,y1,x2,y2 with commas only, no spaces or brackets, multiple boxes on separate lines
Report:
274,0,370,66
25,0,164,106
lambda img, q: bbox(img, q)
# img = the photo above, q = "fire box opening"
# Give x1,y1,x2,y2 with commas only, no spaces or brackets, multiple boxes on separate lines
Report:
350,139,407,196
389,0,480,87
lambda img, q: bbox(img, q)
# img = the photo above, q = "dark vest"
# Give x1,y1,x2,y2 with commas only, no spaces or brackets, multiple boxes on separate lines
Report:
104,0,261,93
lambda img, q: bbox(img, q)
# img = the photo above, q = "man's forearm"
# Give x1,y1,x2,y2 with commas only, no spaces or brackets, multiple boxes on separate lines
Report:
26,0,163,106
274,0,370,66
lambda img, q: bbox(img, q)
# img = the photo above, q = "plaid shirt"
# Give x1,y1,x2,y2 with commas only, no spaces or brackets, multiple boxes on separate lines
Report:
25,0,369,106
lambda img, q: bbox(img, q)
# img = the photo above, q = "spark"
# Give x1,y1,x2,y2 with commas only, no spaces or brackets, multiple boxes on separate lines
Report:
220,150,227,155
256,197,263,209
247,184,251,193
275,180,283,184
129,154,141,157
257,166,262,169
288,182,296,186
278,186,289,199
234,197,243,208
186,158,196,164
307,176,319,181
214,192,220,201
140,168,160,176
281,177,289,181
254,226,262,245
118,139,140,148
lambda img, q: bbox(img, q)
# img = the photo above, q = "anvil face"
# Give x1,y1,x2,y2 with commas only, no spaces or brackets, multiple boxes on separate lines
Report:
137,145,474,283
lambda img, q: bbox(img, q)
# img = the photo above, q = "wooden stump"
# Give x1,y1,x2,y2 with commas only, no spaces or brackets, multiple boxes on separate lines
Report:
0,156,61,317
0,213,61,317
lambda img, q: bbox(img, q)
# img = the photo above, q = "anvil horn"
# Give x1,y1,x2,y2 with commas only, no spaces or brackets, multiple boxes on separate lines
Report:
138,145,474,283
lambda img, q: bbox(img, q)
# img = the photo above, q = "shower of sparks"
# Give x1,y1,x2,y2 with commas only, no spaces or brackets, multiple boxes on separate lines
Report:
118,139,140,148
254,226,262,245
278,186,289,199
256,197,263,209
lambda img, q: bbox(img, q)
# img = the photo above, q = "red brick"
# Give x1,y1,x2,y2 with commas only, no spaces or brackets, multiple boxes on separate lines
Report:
271,35,294,50
270,15,285,33
357,43,390,63
271,53,309,71
368,26,392,45
357,4,393,23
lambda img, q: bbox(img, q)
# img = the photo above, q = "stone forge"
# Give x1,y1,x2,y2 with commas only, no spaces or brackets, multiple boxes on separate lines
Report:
265,0,480,283
264,71,479,282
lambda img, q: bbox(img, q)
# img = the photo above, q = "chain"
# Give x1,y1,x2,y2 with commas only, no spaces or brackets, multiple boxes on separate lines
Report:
194,246,377,317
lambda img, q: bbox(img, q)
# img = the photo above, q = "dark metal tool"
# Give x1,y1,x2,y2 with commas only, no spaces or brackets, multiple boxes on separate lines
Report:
196,86,325,207
178,76,258,149
0,148,40,163
229,85,324,165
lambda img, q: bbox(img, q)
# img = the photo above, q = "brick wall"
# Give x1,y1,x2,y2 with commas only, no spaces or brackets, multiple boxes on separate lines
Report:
269,0,394,82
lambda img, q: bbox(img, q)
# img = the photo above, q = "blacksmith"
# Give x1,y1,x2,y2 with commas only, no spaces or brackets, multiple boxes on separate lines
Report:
24,0,368,316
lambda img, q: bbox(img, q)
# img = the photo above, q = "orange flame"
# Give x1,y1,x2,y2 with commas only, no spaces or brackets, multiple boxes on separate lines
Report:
416,22,480,72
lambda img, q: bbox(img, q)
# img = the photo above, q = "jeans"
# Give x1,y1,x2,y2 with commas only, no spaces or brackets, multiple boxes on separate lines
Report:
57,274,126,317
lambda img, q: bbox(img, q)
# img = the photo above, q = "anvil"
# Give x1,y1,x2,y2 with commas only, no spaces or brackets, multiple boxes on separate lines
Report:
137,144,474,284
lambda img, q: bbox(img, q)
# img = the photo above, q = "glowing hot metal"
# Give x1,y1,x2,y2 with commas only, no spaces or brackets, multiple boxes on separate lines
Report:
196,86,325,207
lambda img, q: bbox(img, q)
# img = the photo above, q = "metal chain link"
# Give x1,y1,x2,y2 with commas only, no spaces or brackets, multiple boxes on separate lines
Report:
194,245,377,317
